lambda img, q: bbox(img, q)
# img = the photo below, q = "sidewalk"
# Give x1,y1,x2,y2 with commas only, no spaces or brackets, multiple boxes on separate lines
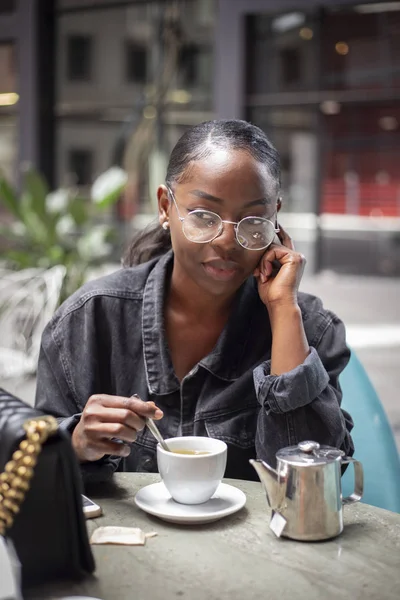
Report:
302,270,400,451
2,271,399,452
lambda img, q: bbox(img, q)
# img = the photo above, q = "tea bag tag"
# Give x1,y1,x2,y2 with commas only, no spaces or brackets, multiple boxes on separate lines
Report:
269,511,287,538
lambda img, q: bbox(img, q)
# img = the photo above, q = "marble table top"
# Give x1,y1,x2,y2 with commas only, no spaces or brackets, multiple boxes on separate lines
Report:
25,472,400,600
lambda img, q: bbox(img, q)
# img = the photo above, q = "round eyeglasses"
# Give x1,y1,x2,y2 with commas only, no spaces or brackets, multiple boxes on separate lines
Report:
167,186,280,251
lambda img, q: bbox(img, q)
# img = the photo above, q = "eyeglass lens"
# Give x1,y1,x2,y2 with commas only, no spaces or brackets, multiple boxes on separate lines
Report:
182,211,276,250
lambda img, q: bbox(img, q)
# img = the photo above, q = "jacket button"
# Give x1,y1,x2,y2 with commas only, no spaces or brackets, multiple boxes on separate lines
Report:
143,457,156,471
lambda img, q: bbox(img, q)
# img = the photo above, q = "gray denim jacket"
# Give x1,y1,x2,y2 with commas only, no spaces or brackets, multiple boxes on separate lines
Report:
35,250,354,483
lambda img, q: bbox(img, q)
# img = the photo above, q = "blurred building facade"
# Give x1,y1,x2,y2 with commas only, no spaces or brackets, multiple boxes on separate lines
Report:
1,0,400,275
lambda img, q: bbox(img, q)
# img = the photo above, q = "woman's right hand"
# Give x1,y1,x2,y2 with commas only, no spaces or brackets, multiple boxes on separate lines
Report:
71,394,163,462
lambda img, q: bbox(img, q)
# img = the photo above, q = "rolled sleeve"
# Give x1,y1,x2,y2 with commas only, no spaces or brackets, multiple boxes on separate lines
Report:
79,456,121,485
253,347,330,414
55,414,121,484
57,413,81,433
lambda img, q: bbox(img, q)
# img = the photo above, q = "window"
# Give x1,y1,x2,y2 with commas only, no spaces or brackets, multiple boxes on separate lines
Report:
68,149,93,186
280,47,301,85
0,1,16,14
178,43,212,88
0,43,16,92
179,44,200,87
67,35,92,81
125,41,147,84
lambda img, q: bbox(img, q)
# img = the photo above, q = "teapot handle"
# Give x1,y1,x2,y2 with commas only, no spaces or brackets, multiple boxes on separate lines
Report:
341,457,364,505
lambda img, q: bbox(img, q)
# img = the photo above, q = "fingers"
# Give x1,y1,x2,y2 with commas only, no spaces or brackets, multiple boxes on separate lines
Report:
72,394,164,462
77,416,138,459
86,421,138,444
88,394,163,420
84,403,146,432
88,438,132,458
72,424,133,461
254,246,284,281
261,243,304,266
253,224,294,280
254,244,305,285
277,224,295,251
260,261,273,283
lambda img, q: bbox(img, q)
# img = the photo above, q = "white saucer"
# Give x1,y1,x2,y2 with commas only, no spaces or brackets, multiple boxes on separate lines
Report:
134,482,246,524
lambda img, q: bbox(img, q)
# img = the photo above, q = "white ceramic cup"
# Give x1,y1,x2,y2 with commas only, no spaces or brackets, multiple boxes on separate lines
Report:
157,436,227,505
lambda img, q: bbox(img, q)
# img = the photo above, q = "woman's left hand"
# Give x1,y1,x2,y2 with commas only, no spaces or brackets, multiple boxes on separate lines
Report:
253,225,306,309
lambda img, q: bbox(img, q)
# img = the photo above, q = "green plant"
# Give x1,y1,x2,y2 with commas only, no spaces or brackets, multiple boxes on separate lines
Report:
0,166,127,300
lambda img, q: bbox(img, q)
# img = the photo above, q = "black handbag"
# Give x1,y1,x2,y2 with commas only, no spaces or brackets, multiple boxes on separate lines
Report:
0,388,95,586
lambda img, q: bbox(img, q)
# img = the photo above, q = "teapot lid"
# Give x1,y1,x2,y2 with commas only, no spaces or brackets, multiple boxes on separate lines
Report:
276,441,345,465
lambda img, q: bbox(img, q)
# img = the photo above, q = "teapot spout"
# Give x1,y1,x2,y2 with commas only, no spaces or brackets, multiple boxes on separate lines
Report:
250,459,284,510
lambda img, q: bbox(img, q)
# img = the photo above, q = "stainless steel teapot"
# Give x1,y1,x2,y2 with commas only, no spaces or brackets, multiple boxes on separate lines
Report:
250,440,363,541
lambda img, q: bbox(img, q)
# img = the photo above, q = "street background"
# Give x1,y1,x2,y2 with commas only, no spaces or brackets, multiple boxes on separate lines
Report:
303,270,400,452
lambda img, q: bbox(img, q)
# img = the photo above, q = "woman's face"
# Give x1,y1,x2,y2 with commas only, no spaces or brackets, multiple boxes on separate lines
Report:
158,148,280,298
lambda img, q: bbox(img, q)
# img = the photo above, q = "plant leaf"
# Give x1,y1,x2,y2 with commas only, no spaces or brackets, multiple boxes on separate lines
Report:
21,168,58,244
91,167,127,209
3,249,37,269
19,191,52,244
69,196,89,226
23,169,49,220
0,175,21,218
0,225,23,242
94,184,125,210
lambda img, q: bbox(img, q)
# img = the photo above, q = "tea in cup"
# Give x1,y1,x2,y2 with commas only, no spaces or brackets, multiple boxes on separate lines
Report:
157,436,227,504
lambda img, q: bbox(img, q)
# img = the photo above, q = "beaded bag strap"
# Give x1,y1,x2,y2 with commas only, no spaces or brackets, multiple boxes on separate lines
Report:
0,416,58,536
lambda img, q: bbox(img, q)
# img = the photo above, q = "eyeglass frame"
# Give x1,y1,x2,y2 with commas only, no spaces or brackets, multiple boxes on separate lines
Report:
165,184,280,251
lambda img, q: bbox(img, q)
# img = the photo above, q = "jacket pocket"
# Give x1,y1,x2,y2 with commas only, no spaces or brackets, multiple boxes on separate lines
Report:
204,406,258,450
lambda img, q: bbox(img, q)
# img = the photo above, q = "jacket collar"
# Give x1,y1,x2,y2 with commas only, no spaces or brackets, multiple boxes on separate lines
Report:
142,251,179,395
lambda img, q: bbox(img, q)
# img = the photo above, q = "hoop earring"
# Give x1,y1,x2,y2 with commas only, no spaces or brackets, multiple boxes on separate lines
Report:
162,222,169,231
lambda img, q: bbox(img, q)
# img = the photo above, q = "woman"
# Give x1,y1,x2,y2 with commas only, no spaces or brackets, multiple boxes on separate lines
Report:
35,119,353,483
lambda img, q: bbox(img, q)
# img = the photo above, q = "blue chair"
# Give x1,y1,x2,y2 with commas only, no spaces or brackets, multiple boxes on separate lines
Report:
340,350,400,513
